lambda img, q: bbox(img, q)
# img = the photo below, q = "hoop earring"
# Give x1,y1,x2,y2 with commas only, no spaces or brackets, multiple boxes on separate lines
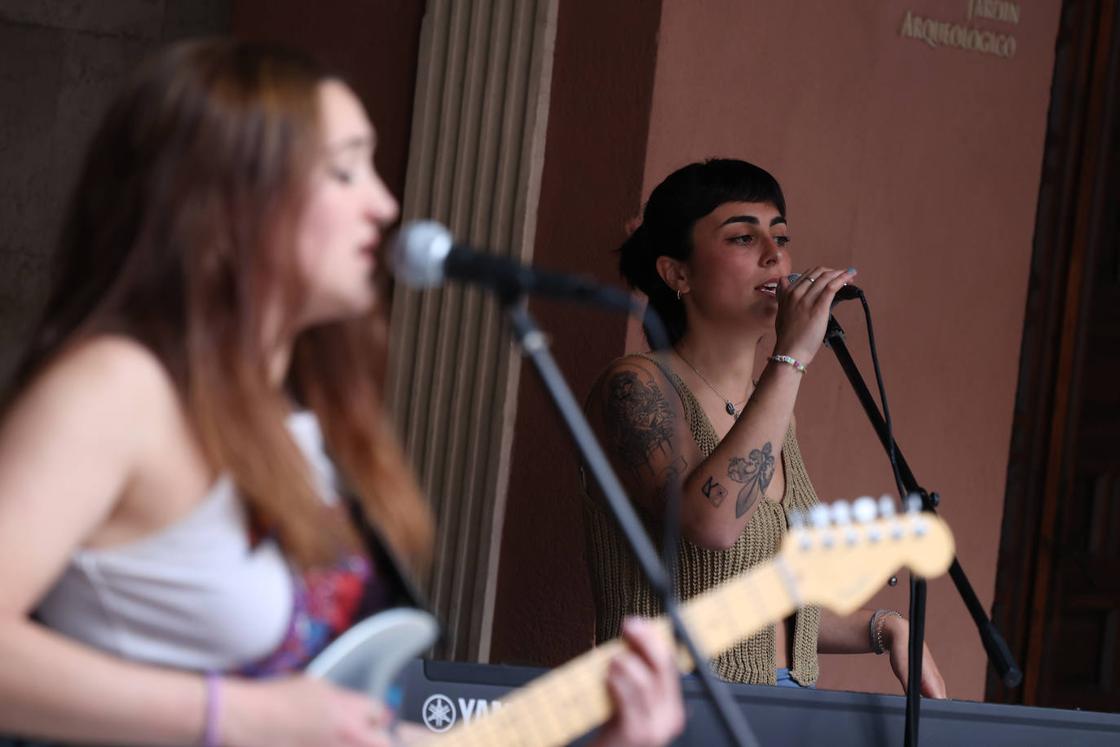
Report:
676,289,682,301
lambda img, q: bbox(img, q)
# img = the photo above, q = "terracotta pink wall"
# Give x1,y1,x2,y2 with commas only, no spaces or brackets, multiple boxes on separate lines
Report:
633,0,1061,700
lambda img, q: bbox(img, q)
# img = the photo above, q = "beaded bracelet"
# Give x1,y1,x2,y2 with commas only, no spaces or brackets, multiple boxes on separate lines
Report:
869,609,903,655
769,354,807,374
202,672,220,747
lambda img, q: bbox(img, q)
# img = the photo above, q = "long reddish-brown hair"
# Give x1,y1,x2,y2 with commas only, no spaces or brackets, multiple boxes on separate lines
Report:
17,39,431,570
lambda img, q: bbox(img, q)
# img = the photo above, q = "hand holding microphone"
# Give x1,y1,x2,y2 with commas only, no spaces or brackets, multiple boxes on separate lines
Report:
787,270,863,305
773,267,860,367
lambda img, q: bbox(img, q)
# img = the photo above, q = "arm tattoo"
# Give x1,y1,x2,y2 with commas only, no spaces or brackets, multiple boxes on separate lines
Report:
701,475,727,508
727,442,775,518
603,369,675,474
655,457,688,507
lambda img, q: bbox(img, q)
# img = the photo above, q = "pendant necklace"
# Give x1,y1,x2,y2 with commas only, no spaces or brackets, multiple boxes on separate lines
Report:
673,348,747,419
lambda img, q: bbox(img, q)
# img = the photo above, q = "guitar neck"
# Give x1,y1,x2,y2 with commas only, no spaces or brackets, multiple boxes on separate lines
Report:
431,559,798,747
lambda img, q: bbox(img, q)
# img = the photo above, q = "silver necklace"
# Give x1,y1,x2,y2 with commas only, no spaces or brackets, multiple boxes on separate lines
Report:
673,349,747,419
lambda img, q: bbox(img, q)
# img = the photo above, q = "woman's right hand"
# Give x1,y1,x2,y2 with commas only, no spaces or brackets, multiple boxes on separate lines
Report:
774,266,857,365
222,675,393,747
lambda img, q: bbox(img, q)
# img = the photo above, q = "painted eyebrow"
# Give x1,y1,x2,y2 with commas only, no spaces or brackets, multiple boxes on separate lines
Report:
719,214,787,227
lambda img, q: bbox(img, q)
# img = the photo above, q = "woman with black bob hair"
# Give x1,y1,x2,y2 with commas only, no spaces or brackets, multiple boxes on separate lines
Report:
620,159,790,349
584,158,946,694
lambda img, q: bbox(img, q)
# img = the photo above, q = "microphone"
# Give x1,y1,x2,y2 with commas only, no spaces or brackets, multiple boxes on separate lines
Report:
787,272,862,305
390,221,630,308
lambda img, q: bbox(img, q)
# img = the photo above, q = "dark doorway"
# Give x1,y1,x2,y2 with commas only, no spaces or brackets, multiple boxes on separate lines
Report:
989,0,1120,712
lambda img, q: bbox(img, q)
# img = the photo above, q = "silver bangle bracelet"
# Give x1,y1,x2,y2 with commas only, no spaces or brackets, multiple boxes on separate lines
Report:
869,609,903,655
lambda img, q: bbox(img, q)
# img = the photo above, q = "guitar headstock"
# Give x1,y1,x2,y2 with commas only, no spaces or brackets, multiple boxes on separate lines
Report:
781,495,954,614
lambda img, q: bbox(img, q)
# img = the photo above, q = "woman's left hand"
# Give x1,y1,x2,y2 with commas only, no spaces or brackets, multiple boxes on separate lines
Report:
591,617,686,747
883,615,948,699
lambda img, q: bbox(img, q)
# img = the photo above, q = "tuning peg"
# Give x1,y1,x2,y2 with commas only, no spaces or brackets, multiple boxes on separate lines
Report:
810,504,835,549
866,499,888,543
829,500,860,545
905,493,923,513
788,511,813,550
852,496,877,524
830,499,852,526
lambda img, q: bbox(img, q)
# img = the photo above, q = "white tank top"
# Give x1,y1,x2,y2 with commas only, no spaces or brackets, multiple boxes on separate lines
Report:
36,411,337,671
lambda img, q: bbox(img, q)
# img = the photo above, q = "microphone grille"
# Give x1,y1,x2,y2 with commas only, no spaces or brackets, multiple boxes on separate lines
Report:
389,221,454,288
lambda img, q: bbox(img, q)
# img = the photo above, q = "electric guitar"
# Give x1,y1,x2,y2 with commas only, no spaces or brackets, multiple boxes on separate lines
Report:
309,497,955,746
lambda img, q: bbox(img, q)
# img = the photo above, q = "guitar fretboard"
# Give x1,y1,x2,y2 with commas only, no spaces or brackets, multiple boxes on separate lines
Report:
430,559,797,747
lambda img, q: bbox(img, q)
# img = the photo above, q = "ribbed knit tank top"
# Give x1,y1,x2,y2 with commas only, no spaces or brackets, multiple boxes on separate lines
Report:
583,354,821,685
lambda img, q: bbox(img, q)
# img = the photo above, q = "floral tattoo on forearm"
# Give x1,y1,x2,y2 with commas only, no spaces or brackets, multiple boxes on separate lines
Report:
727,442,775,518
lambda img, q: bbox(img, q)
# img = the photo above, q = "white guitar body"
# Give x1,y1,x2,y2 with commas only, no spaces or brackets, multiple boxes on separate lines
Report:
307,607,440,702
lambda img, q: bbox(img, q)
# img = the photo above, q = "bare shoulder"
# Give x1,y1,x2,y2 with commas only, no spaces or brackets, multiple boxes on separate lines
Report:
587,353,693,505
44,334,173,398
0,336,186,612
588,353,678,414
7,335,181,444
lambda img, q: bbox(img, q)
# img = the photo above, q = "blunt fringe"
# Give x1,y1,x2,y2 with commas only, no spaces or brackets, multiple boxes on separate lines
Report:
618,158,786,347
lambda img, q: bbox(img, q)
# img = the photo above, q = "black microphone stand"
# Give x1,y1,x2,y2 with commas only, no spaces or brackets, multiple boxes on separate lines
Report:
495,283,759,747
823,313,1021,747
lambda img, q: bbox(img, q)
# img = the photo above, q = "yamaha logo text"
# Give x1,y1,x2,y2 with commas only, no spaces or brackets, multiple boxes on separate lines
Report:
421,693,505,732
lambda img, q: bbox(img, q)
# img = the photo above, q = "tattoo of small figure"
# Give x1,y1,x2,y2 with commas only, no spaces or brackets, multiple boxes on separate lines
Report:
701,475,727,508
655,457,687,507
604,369,674,474
727,442,775,518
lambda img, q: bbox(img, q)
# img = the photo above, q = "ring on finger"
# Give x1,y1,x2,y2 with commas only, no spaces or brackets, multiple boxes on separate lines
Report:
807,275,817,284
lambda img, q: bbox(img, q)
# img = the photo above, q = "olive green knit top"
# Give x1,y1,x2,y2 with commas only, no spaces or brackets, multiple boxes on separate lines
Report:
582,353,822,686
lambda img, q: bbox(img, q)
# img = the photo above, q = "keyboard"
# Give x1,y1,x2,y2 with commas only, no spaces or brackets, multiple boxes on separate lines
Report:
396,658,1120,746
